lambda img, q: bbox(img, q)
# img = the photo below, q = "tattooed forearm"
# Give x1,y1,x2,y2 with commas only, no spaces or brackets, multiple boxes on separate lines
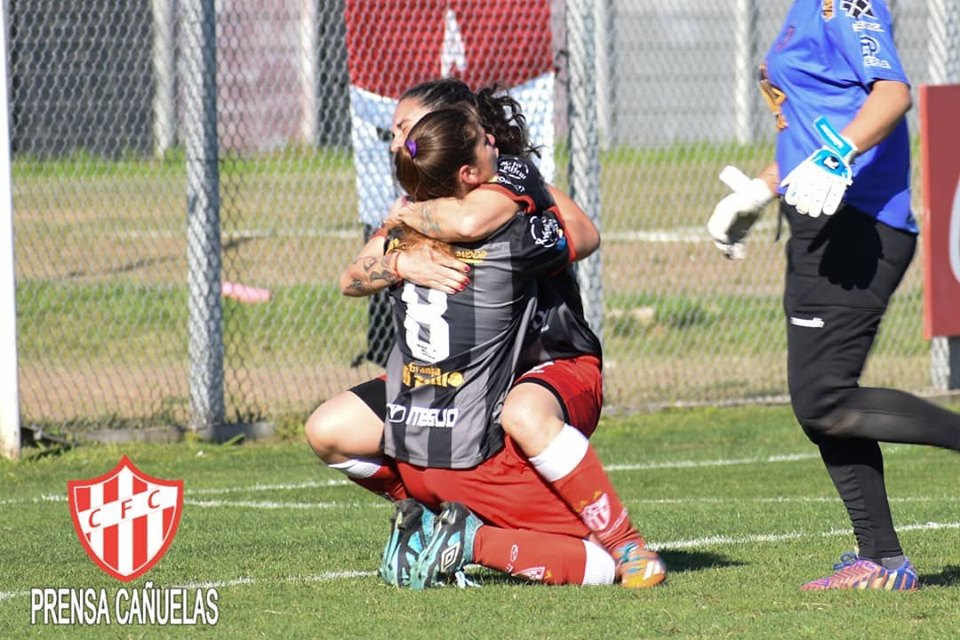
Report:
416,202,443,236
347,253,401,294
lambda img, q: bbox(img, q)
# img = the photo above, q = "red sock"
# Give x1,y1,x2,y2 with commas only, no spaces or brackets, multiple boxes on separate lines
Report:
329,458,408,501
349,472,407,501
474,526,588,585
530,426,643,552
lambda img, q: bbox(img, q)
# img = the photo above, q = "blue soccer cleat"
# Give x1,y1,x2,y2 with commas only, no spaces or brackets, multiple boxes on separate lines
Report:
410,502,483,590
801,552,919,591
379,498,436,587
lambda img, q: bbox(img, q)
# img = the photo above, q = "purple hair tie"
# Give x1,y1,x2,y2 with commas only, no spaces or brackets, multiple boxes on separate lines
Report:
405,139,417,158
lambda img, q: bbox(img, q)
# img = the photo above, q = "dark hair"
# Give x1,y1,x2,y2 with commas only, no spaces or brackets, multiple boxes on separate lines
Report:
475,85,539,159
400,78,476,113
399,79,538,159
394,108,486,202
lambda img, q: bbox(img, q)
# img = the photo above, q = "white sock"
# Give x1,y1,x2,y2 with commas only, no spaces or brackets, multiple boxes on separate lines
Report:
528,425,589,482
580,539,616,585
327,457,384,479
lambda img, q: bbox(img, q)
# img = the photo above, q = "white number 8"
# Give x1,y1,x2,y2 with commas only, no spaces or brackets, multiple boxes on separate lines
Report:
401,283,450,362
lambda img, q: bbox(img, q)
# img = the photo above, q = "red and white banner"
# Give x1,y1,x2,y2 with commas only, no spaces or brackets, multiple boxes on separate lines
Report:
68,456,183,582
919,84,960,339
344,0,552,99
344,0,556,226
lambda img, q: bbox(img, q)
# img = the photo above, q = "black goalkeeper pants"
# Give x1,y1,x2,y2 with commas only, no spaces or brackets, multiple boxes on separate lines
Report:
783,203,960,561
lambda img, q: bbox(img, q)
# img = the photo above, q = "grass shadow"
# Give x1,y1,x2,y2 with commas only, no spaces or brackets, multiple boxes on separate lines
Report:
461,548,741,587
657,549,744,573
920,565,960,587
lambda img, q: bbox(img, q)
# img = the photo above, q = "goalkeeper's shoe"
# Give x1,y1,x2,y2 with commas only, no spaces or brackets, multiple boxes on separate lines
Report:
800,552,919,591
378,499,436,587
612,540,667,589
410,502,483,590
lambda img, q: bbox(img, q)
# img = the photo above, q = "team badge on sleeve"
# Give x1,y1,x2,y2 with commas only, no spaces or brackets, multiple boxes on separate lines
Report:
530,215,564,249
842,0,875,19
496,157,532,194
67,456,184,582
859,35,891,68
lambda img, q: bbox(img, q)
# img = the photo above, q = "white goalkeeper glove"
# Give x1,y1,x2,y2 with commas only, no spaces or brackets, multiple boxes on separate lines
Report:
780,116,858,218
707,165,775,260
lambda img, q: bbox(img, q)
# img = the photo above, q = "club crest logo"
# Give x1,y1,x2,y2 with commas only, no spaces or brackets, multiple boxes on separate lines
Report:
581,493,611,532
67,456,183,582
842,0,875,19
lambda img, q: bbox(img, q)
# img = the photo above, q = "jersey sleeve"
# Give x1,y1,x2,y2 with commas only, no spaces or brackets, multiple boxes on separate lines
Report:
481,155,583,261
827,0,909,87
506,210,571,276
481,155,556,214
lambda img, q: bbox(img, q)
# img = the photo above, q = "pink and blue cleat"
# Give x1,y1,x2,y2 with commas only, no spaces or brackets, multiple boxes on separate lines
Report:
801,552,919,591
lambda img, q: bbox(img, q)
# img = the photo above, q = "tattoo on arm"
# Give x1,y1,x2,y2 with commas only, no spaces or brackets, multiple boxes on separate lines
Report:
349,254,401,294
417,202,443,236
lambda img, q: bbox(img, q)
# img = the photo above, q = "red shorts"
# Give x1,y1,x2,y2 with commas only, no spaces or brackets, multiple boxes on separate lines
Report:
513,354,602,438
396,437,590,539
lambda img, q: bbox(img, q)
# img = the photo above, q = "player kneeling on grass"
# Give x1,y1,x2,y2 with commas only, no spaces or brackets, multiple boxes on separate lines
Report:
375,107,665,590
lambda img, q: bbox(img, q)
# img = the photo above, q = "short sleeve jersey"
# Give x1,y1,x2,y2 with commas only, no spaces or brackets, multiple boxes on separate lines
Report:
383,159,571,469
763,0,914,232
481,158,603,368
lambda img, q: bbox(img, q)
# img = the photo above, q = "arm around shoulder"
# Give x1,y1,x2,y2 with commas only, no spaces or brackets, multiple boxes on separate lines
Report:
390,189,520,242
547,185,600,260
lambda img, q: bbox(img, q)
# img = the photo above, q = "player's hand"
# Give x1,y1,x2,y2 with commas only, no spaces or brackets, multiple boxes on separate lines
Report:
384,197,410,230
395,243,470,295
780,116,858,217
706,165,775,260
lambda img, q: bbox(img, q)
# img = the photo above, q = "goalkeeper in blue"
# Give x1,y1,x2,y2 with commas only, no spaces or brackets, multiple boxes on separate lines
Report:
707,0,960,591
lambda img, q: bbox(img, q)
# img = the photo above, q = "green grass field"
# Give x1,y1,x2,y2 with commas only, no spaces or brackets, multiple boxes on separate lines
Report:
2,404,959,639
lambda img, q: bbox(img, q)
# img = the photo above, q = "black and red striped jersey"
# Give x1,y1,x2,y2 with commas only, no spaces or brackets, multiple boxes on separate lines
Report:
517,268,602,369
383,158,569,469
485,157,603,367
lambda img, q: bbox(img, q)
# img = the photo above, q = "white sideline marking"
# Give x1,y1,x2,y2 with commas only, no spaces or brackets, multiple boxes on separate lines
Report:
630,495,960,505
8,493,955,511
0,495,371,510
608,445,907,472
184,499,368,510
605,452,821,471
0,450,834,508
650,521,960,551
175,570,375,591
3,522,957,603
187,479,350,495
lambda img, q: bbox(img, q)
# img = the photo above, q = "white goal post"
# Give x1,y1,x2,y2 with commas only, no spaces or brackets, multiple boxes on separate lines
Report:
0,0,21,461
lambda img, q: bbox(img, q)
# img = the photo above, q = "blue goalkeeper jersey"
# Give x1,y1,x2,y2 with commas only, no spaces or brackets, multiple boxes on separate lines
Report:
762,0,915,232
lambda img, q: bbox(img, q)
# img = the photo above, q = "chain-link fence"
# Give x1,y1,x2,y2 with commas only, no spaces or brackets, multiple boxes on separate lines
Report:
7,0,960,437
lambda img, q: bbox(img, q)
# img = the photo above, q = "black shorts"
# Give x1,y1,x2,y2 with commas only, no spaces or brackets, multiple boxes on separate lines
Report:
349,376,386,422
783,203,916,411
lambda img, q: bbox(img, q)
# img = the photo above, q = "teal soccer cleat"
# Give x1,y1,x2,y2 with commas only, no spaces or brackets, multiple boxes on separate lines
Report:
378,499,436,587
410,502,483,589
